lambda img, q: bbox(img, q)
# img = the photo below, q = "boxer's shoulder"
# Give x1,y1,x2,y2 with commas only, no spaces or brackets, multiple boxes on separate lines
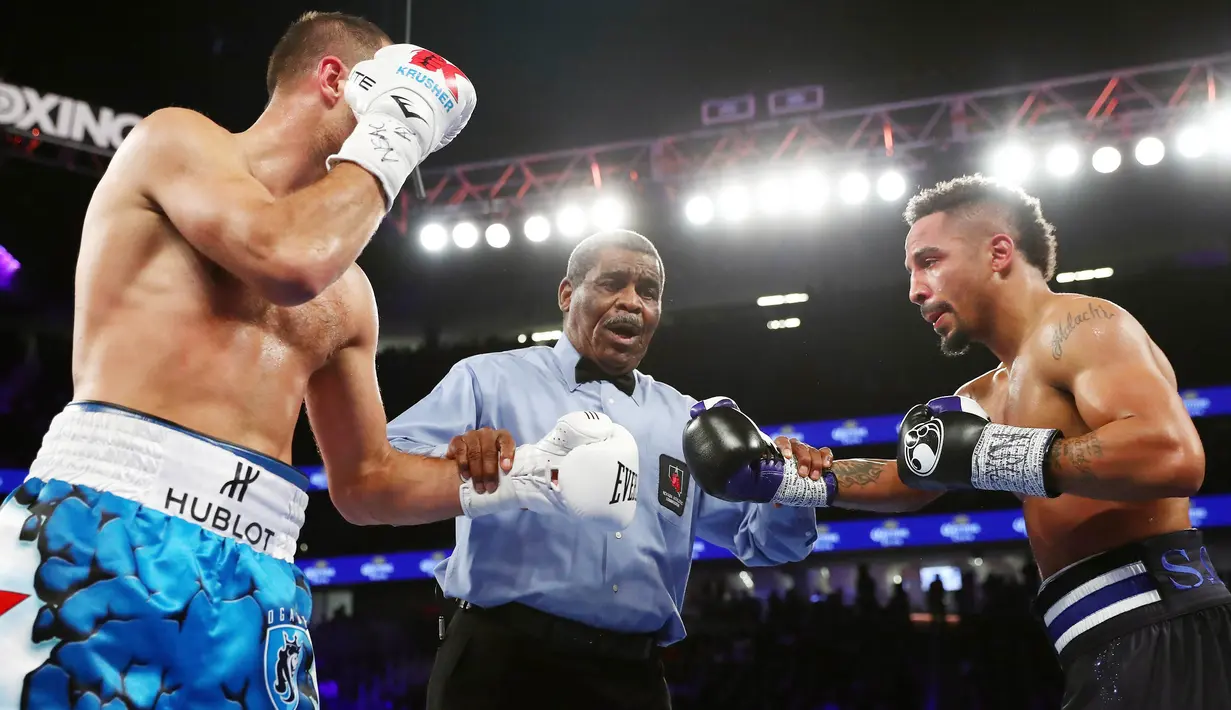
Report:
121,107,235,161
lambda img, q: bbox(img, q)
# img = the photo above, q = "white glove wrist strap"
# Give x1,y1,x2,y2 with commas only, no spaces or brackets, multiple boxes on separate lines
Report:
328,114,424,209
971,424,1057,498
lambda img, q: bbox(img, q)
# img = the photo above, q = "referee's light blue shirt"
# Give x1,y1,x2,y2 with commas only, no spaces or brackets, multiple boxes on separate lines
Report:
386,337,818,645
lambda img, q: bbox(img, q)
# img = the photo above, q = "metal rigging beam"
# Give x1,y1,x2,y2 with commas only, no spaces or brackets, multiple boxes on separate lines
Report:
410,53,1231,215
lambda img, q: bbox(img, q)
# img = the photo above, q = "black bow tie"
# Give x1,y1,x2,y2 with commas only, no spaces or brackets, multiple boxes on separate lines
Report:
575,358,636,397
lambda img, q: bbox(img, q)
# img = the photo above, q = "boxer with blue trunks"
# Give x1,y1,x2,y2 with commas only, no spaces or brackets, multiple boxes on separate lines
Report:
0,11,485,710
0,403,315,708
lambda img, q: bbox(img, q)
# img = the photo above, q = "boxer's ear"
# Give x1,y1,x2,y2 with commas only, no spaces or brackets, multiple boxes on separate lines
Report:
558,278,573,313
316,55,346,105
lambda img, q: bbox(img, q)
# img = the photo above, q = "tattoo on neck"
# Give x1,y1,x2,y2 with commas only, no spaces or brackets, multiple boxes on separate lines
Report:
1047,434,1103,484
831,459,888,488
1051,302,1116,360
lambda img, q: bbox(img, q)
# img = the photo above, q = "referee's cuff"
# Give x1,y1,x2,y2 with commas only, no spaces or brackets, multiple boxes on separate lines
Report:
389,438,450,458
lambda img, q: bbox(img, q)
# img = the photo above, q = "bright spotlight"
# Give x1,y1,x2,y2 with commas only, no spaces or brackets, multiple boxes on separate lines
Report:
756,178,790,215
1091,146,1122,174
1045,145,1080,177
876,171,906,201
990,144,1033,184
524,215,551,242
556,205,587,238
790,169,826,214
684,195,715,225
838,172,869,204
452,222,478,249
485,223,511,248
419,223,447,252
1134,136,1165,166
1176,127,1210,159
717,186,751,222
591,196,626,230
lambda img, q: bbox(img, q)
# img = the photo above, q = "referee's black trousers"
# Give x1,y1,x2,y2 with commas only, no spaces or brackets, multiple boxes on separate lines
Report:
426,602,673,710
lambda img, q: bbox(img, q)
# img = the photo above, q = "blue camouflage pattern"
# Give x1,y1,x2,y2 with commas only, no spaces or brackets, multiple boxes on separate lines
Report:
0,477,318,709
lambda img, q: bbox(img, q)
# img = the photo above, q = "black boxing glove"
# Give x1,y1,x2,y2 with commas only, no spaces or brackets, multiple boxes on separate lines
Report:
896,396,1061,498
682,397,837,506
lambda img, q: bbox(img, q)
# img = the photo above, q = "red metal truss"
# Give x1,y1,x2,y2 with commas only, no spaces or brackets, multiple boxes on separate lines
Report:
410,52,1231,216
5,53,1231,217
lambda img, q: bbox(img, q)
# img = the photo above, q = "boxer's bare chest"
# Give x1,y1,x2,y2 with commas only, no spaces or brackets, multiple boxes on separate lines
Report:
975,356,1089,438
209,264,353,366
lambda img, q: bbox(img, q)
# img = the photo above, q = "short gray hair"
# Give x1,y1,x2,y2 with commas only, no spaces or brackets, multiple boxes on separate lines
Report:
564,229,665,286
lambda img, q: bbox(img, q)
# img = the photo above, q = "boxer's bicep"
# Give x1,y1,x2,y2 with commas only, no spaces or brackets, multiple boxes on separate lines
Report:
304,278,390,505
1042,299,1204,496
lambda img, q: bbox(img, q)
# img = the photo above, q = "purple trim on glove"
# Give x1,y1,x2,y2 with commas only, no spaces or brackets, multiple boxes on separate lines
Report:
723,458,787,503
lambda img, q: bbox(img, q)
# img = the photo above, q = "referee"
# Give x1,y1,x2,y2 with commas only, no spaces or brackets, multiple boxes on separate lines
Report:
387,230,819,710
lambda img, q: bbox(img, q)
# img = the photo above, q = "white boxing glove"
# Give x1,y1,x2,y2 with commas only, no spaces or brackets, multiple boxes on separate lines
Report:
461,412,640,532
327,43,477,208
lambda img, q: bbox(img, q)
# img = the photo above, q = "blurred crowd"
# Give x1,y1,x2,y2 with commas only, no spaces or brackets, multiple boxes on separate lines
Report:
307,562,1146,710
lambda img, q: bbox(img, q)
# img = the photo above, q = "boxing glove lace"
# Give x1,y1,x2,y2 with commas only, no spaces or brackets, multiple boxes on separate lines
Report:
328,43,477,208
682,397,837,507
461,411,640,532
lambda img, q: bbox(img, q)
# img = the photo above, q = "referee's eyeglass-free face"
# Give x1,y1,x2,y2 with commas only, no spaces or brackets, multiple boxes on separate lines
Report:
560,248,663,375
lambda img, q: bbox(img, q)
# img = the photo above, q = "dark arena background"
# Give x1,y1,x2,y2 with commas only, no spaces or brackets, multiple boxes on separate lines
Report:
4,1,1231,708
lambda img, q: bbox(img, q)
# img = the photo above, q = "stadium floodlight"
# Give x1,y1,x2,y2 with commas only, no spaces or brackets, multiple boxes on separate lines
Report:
757,293,809,307
556,205,588,238
485,223,511,248
419,223,448,252
452,222,479,249
531,330,562,342
1056,266,1114,284
1091,146,1121,174
789,168,826,215
838,172,869,205
1176,126,1210,159
591,196,626,230
717,186,751,222
767,317,801,330
517,334,528,343
684,195,715,225
1134,136,1165,166
876,171,906,201
756,177,791,216
1045,144,1080,177
989,143,1033,184
524,215,551,242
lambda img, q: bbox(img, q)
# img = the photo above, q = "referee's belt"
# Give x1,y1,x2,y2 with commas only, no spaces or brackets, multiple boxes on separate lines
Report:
456,600,658,661
1033,528,1230,664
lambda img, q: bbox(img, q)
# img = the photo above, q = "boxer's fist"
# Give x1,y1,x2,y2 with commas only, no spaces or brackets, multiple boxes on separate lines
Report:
896,396,1060,498
461,412,640,531
684,399,838,507
446,427,514,494
327,43,476,208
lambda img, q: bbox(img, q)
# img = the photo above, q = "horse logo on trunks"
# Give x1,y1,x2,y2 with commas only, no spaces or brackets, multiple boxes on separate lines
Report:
264,624,320,710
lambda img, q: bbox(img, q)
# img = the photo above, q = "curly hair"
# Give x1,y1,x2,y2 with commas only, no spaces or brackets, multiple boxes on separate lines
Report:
903,174,1058,281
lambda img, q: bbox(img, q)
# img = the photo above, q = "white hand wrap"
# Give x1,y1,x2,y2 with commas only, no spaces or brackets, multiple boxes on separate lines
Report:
971,424,1057,498
770,458,836,507
461,411,640,532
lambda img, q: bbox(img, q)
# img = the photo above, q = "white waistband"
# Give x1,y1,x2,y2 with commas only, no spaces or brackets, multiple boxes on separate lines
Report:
27,402,308,563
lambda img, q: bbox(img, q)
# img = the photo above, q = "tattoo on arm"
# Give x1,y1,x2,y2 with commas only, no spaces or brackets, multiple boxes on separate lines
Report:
1047,434,1104,485
831,459,888,488
1050,302,1117,360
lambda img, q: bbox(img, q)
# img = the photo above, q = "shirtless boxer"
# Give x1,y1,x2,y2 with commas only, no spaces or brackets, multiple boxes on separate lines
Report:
683,175,1230,708
0,12,636,710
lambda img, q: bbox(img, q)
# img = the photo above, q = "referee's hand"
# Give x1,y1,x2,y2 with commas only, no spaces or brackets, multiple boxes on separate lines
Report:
447,428,516,494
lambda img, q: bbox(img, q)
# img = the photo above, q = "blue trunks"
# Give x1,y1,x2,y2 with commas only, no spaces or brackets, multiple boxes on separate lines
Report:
0,401,317,709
